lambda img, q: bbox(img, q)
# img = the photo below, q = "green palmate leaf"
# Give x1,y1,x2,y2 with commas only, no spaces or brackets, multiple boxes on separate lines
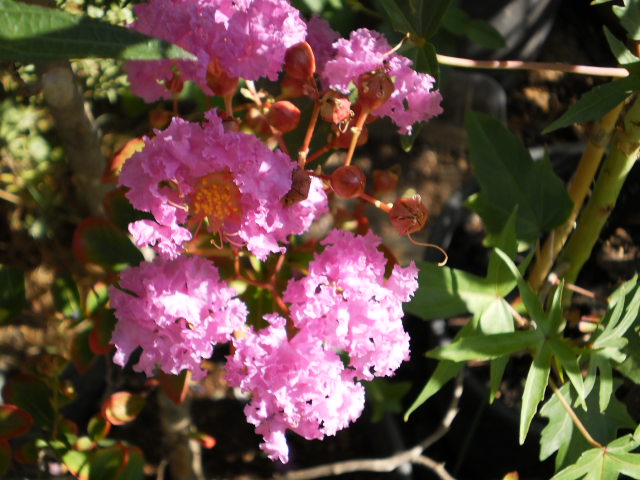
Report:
465,112,573,242
479,298,514,402
541,381,634,472
543,75,640,133
551,434,640,480
520,341,552,444
594,275,640,348
540,383,576,469
494,249,549,331
404,359,461,421
617,327,640,382
0,0,195,61
548,337,584,404
613,0,640,40
406,261,516,320
428,330,540,362
404,319,477,420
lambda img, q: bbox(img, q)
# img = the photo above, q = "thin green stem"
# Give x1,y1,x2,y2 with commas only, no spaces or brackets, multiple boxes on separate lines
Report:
560,94,640,291
549,379,603,449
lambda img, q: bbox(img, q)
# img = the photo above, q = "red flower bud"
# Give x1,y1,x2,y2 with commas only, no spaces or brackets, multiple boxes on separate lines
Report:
330,165,366,198
389,195,428,235
281,74,306,98
284,41,316,80
165,70,184,95
242,107,272,137
357,69,394,111
266,100,301,133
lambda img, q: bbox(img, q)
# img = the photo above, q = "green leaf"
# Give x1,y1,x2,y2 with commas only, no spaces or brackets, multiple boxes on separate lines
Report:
548,337,584,404
594,276,640,348
406,41,439,78
465,112,573,242
372,0,416,35
0,266,26,324
467,19,506,49
603,26,640,67
551,434,640,480
428,330,540,362
520,341,552,444
486,208,518,286
540,383,576,468
0,404,33,440
417,0,452,39
406,261,515,320
613,0,640,40
404,359,461,420
441,5,469,35
2,374,54,429
479,299,514,402
89,445,125,480
543,75,640,134
364,379,411,423
494,249,549,331
0,0,195,62
541,381,634,472
52,272,82,321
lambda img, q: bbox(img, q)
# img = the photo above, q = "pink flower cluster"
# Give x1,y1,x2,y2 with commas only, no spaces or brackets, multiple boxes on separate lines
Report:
284,229,417,380
225,314,365,463
125,0,306,101
226,230,418,462
109,255,246,380
119,110,327,260
321,28,443,134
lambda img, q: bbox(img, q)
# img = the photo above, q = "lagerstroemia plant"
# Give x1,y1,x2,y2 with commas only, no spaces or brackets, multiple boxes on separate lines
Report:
2,0,640,478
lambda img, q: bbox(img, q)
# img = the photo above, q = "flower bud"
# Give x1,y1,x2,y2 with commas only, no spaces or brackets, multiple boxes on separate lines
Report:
357,69,394,111
330,165,366,198
389,195,428,235
242,107,272,137
206,59,239,97
281,74,306,98
266,101,301,133
165,70,184,95
284,41,316,80
320,93,352,124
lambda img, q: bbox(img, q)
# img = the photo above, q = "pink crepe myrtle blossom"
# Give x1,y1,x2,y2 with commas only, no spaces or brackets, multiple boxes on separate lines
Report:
322,28,442,134
108,255,247,380
225,314,365,463
283,229,418,380
125,0,306,101
118,110,327,260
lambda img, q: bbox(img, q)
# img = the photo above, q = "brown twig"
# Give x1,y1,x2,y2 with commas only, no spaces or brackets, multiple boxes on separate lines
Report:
437,54,629,78
278,373,463,480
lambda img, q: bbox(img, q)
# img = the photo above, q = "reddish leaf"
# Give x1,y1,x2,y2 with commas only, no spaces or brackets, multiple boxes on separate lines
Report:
72,218,143,272
157,370,191,405
87,414,111,443
101,392,145,426
89,310,116,355
13,440,38,464
2,374,54,428
0,404,33,439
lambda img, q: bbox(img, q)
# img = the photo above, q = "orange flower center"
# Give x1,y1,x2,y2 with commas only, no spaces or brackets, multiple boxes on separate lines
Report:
190,171,242,229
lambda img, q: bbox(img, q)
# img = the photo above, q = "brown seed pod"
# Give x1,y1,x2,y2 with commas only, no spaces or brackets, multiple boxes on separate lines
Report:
330,165,366,199
389,195,428,235
283,167,312,205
